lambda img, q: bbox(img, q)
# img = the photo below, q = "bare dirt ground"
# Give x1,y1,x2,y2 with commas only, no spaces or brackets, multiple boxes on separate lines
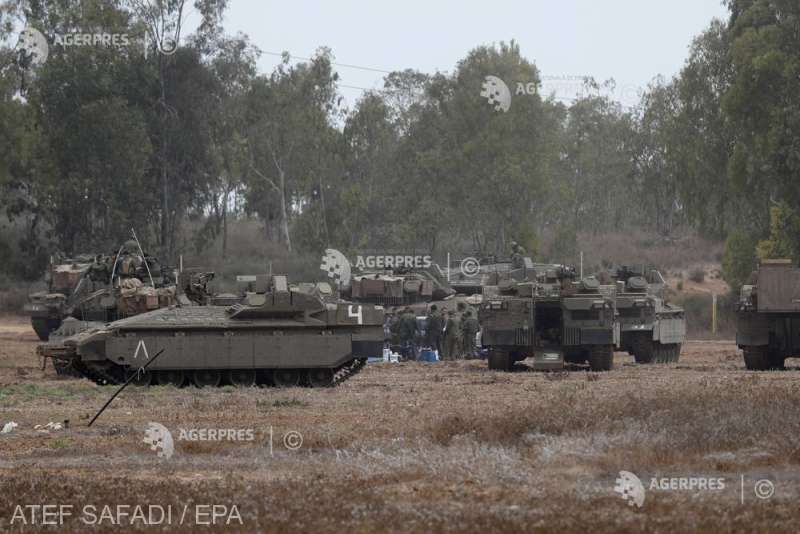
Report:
1,315,799,532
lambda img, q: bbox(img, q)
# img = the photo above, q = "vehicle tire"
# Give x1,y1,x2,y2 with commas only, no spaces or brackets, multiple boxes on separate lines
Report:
588,345,613,371
487,350,512,372
632,336,655,364
743,347,769,370
273,369,301,387
307,368,334,388
227,369,256,387
158,369,186,387
192,369,222,387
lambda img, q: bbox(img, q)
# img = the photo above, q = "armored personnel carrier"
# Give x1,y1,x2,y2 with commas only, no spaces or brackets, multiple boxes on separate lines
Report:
25,255,95,340
737,259,800,370
345,265,455,306
38,275,384,388
447,255,534,295
612,266,684,363
479,264,618,372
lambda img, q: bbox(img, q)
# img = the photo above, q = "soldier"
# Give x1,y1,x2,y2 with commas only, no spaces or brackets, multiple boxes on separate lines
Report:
88,254,110,284
444,310,461,360
426,304,444,357
510,241,527,269
398,307,418,360
461,309,480,359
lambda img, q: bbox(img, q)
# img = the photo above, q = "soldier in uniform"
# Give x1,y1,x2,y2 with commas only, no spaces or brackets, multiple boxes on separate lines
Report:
398,307,418,360
444,310,461,360
426,304,444,357
461,309,480,359
510,241,527,269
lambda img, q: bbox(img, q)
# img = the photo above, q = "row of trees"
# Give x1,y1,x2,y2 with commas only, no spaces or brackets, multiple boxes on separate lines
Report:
0,0,797,289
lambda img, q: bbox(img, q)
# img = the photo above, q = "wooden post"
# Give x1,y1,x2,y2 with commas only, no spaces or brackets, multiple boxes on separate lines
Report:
712,293,718,335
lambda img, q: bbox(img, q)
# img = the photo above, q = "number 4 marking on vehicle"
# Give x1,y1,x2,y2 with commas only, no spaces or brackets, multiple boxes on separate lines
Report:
348,305,363,325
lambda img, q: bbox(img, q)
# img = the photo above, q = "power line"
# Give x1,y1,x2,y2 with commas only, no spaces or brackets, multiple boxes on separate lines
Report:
262,50,394,74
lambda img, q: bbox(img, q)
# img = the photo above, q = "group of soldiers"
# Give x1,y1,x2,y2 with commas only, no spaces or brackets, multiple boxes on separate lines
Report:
386,301,481,361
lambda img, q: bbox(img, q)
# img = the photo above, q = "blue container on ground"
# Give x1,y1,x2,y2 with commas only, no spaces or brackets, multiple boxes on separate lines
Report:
419,349,438,363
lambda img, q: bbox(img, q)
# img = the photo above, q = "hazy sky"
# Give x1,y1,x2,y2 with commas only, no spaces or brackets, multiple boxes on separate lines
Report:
201,0,729,107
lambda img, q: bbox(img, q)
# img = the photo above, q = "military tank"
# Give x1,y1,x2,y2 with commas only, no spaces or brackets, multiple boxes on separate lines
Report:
737,259,800,370
38,275,384,388
446,255,534,295
24,254,95,340
26,242,177,340
479,264,618,372
611,266,684,363
344,265,455,306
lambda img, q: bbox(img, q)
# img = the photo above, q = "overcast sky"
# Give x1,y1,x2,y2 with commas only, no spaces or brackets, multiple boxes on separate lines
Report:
209,0,728,107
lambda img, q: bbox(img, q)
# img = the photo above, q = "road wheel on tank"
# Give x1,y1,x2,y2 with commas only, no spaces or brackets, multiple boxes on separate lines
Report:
632,336,655,364
129,370,153,387
588,345,613,371
158,370,185,387
307,368,335,388
52,359,81,378
743,347,769,370
227,369,257,387
193,369,222,388
487,350,512,372
273,369,301,387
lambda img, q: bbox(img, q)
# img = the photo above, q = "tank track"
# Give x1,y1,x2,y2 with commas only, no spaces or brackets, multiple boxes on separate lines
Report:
76,361,122,386
331,357,367,387
73,358,368,388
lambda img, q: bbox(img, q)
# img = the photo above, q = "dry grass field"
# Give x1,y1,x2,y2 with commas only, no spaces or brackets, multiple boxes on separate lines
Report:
1,315,799,532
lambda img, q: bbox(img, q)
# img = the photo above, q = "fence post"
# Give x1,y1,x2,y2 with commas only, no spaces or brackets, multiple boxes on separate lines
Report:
712,293,717,335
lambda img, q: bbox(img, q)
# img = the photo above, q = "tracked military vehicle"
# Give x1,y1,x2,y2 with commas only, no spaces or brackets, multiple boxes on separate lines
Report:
447,255,534,295
26,243,177,340
25,255,95,340
612,266,684,363
345,265,455,306
737,259,800,370
38,275,384,388
480,265,618,372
